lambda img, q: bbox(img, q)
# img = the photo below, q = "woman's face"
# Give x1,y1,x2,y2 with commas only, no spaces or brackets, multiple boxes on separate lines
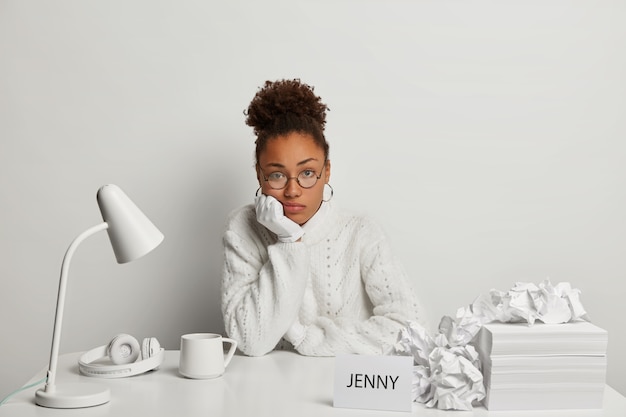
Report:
257,132,330,226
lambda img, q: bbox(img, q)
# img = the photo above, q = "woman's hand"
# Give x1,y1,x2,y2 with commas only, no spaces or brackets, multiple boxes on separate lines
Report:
255,194,304,242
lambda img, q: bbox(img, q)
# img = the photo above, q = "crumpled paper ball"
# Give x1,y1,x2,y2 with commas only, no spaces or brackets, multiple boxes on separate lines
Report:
389,321,486,410
388,279,588,410
426,348,485,410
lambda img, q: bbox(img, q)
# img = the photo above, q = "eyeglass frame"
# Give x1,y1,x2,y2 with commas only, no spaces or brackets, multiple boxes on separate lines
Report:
257,159,328,190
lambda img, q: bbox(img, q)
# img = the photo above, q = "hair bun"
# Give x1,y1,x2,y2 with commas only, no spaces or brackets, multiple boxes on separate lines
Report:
245,79,328,135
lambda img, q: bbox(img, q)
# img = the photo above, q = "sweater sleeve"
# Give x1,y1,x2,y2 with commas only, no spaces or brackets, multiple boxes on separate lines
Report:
221,219,311,356
284,219,423,356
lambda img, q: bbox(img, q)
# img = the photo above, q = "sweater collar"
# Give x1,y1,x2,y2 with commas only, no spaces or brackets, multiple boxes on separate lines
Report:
302,201,330,234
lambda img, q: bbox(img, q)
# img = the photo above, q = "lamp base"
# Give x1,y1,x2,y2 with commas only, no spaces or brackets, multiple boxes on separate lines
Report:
35,383,110,408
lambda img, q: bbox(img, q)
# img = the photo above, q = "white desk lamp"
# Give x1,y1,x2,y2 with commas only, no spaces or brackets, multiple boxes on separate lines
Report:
35,184,164,408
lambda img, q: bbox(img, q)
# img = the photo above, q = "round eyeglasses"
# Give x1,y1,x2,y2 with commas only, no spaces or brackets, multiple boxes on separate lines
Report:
258,162,327,190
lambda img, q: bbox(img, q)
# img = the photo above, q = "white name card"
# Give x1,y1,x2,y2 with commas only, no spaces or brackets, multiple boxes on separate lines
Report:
333,354,413,412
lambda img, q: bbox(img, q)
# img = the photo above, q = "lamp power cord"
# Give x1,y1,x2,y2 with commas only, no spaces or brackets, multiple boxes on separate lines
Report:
0,377,47,407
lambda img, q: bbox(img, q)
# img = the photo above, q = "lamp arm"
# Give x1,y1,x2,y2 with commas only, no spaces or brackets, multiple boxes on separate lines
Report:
43,222,109,391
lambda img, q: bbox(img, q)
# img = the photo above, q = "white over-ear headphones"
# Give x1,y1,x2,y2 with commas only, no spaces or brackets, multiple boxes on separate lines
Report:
78,334,165,378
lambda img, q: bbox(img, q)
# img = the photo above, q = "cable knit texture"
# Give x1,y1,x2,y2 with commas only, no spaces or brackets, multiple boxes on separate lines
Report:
221,202,424,357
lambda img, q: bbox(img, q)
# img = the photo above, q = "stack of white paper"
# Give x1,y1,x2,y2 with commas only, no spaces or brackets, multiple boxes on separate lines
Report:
472,320,608,411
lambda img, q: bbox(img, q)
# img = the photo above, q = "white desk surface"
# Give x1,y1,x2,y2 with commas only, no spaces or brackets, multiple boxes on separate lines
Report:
1,350,625,417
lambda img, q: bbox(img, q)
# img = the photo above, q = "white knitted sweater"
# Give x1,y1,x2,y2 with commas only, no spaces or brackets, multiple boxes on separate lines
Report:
221,202,424,356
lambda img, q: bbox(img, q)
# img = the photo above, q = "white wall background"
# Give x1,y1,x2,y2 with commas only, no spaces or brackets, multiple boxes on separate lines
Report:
1,0,625,400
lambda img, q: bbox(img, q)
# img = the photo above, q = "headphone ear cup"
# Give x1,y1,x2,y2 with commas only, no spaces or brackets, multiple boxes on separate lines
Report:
141,337,161,359
107,334,140,365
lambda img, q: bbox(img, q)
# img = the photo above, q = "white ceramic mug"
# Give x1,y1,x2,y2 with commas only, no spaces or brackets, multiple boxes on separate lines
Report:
179,333,237,379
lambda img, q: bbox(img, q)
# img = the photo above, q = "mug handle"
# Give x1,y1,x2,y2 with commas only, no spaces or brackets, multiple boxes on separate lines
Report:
222,337,237,368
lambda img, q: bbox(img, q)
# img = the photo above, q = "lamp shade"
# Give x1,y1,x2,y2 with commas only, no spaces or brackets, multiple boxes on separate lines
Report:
97,184,164,263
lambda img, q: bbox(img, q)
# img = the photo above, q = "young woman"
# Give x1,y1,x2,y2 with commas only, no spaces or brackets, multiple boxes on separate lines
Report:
221,79,425,356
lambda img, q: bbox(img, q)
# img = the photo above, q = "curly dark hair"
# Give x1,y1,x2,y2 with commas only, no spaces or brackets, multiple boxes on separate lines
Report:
245,79,329,163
